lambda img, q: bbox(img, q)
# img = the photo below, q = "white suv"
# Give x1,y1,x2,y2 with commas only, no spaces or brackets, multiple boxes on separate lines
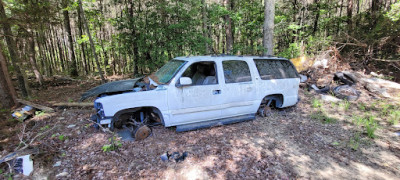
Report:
85,55,300,136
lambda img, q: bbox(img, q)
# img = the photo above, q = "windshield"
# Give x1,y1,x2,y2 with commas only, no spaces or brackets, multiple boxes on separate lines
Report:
151,59,187,84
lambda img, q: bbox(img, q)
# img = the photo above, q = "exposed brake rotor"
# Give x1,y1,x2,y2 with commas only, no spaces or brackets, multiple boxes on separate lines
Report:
134,125,151,141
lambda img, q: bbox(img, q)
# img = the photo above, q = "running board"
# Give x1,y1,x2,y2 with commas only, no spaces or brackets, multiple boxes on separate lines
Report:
176,114,255,132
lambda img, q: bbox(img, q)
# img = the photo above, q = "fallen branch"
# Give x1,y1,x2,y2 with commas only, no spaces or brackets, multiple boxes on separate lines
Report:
16,99,55,113
0,124,60,164
52,102,93,107
371,58,400,62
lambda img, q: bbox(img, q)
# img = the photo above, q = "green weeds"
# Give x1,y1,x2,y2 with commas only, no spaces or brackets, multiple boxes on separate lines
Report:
389,110,400,125
352,115,378,139
311,110,336,124
349,132,361,151
102,136,122,152
339,100,351,111
312,98,322,109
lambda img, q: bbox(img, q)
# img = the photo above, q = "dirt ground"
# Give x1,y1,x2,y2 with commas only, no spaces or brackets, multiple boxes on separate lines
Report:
1,76,400,180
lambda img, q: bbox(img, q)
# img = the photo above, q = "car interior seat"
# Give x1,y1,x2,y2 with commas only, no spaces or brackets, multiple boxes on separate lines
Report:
203,67,217,85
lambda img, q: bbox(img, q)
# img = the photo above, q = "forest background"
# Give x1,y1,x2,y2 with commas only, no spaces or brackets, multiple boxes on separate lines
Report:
0,0,399,108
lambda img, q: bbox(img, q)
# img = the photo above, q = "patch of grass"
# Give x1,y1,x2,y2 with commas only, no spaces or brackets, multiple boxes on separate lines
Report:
311,98,322,109
380,104,395,116
352,115,378,139
331,141,340,146
339,100,350,111
102,136,122,152
311,110,336,124
365,116,378,138
58,134,67,141
35,111,46,117
358,102,367,112
40,125,50,131
349,132,361,151
389,110,400,125
330,102,337,108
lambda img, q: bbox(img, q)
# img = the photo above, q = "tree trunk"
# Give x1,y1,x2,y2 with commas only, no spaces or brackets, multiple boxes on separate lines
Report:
62,0,78,77
347,0,353,32
0,43,18,108
312,0,320,35
263,0,275,56
202,0,210,54
77,4,88,75
224,0,233,54
28,35,44,85
78,0,106,83
0,0,29,97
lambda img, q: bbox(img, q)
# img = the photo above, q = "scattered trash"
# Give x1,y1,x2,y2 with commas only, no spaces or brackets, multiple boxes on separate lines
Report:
334,72,358,86
12,106,35,121
53,161,61,167
160,151,188,162
333,85,360,101
56,172,69,177
313,58,329,69
370,72,384,78
320,94,342,102
394,132,400,136
67,124,76,128
299,74,308,83
290,56,312,72
365,83,391,98
310,84,330,94
13,155,33,176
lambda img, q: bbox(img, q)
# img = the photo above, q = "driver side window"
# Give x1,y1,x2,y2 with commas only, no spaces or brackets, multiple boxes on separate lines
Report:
181,62,218,86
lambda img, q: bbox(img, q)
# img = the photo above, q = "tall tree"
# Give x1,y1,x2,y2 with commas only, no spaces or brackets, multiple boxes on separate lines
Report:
0,43,17,108
347,0,354,32
0,0,29,97
78,0,106,83
224,0,233,54
263,0,275,55
62,0,78,77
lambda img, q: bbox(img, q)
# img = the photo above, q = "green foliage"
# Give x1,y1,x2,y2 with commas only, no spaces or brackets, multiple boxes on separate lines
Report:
339,100,350,111
311,110,336,124
35,111,46,117
58,134,67,141
102,136,122,152
40,125,50,131
358,103,367,112
352,115,378,139
311,98,322,109
389,110,400,125
386,1,400,22
349,132,361,151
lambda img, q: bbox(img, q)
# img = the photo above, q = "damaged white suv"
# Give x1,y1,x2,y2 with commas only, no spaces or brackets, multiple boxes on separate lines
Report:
83,55,300,139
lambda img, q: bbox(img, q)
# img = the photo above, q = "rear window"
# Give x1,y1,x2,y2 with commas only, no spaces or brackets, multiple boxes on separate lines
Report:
254,59,298,80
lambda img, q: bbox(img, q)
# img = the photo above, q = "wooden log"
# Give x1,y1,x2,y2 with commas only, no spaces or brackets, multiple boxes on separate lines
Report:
16,99,55,112
52,102,93,107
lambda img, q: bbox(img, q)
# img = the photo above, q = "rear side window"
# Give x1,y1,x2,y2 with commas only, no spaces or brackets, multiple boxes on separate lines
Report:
222,60,252,83
254,59,298,80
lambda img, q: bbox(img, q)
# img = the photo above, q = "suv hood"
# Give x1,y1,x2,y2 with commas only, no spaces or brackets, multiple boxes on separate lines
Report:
80,78,140,101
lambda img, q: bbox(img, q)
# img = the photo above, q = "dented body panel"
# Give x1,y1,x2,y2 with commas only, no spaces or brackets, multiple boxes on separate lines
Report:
92,55,300,129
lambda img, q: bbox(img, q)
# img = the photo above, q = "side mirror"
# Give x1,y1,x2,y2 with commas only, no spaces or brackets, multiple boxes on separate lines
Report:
177,77,192,87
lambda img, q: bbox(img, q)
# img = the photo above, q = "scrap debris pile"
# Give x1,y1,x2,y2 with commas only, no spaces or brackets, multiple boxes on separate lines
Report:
292,47,400,102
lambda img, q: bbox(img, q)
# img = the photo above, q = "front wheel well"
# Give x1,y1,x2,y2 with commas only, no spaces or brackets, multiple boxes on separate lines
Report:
111,107,164,130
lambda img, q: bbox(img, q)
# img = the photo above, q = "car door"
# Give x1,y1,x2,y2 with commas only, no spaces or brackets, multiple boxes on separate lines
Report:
220,60,258,118
166,61,223,126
